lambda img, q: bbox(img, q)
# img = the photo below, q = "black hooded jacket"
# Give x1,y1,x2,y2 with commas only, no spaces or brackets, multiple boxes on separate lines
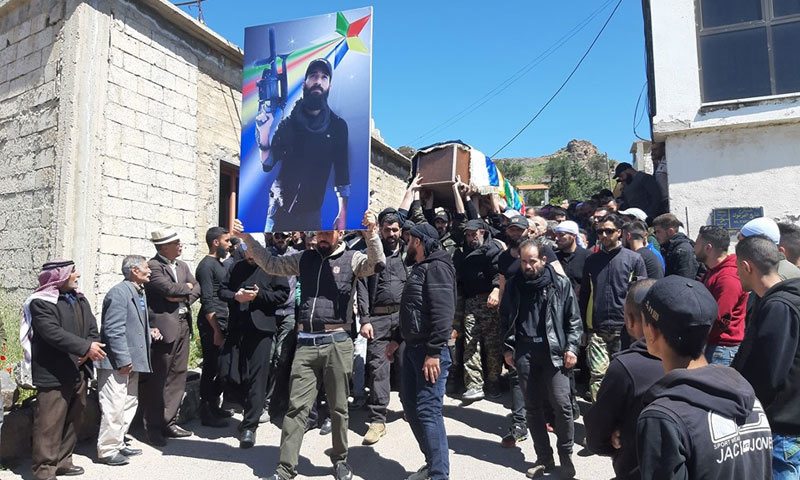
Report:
733,277,800,435
452,237,503,298
662,232,699,279
637,365,773,480
585,338,663,480
399,249,456,357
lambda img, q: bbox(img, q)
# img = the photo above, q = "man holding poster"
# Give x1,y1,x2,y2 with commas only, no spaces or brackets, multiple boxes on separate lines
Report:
256,58,350,232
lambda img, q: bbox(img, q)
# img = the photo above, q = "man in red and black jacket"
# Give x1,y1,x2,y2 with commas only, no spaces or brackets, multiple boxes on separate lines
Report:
694,225,747,365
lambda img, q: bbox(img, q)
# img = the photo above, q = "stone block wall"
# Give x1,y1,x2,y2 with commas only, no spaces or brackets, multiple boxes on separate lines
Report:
0,0,65,302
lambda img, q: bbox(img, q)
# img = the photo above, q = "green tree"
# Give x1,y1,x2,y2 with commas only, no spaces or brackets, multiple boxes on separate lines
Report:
544,154,612,201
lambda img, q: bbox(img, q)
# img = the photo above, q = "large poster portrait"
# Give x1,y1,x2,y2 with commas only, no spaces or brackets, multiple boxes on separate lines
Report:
239,7,373,233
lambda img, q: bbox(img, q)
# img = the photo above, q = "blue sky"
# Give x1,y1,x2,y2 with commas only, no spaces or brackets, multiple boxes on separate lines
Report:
174,0,649,161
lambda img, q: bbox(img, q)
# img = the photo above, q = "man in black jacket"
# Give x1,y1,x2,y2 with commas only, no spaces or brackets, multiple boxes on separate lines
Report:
26,260,105,480
652,213,699,279
358,211,408,445
585,279,661,480
732,234,800,478
387,223,456,480
256,58,350,231
220,233,289,448
637,275,772,480
614,162,667,220
500,238,582,479
195,226,232,427
234,211,384,480
453,218,505,401
580,214,648,400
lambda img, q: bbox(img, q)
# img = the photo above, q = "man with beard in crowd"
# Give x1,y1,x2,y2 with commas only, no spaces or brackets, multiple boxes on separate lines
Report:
195,226,233,428
580,214,648,400
554,221,591,295
652,213,699,279
256,58,350,231
613,162,667,220
455,219,505,401
496,214,563,447
220,233,289,448
358,211,408,445
235,211,384,480
694,225,747,366
501,238,582,479
387,223,456,480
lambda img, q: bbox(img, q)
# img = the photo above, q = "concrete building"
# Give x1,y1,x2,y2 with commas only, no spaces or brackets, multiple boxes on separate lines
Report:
0,0,409,309
643,0,800,237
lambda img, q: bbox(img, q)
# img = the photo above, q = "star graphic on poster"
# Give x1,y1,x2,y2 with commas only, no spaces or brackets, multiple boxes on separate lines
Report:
332,11,371,67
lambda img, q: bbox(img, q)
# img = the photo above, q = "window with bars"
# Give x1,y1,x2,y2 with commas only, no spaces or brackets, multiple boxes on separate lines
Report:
697,0,800,102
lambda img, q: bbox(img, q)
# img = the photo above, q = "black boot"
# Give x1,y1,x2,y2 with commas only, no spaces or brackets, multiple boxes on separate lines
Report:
200,401,228,428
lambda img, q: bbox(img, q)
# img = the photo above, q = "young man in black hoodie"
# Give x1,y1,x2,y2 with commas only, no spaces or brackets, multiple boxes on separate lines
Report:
387,223,456,480
637,275,773,480
732,234,800,479
585,279,662,480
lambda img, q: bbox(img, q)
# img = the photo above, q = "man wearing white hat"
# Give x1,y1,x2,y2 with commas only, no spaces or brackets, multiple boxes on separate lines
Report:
140,229,201,446
738,217,800,281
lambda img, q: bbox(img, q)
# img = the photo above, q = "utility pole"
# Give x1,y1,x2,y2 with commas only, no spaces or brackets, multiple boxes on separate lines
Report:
174,0,207,24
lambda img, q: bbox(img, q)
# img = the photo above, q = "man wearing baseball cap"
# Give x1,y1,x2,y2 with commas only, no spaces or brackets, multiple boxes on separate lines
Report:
255,57,351,232
636,276,773,480
614,162,667,219
453,218,505,401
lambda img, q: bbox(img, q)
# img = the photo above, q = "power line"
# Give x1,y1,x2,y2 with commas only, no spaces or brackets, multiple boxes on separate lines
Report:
412,0,617,144
490,0,624,158
633,80,650,141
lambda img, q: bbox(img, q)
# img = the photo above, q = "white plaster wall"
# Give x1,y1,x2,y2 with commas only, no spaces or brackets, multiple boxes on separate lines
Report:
667,122,800,239
650,0,800,136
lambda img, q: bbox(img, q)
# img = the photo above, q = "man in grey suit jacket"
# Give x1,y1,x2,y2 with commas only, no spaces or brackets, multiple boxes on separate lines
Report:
96,255,162,465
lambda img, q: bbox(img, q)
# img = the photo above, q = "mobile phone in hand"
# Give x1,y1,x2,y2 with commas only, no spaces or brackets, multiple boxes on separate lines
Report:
243,285,256,291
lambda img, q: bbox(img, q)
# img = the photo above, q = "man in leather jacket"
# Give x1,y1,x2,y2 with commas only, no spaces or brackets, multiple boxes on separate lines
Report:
501,238,583,479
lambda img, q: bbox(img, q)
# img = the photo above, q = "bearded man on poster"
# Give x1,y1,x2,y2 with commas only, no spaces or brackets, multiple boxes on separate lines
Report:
256,57,350,232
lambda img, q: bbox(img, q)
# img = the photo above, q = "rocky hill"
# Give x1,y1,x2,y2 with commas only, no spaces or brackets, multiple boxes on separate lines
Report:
494,139,611,184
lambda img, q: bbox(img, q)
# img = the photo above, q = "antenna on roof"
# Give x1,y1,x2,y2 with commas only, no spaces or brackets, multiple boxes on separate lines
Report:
174,0,207,24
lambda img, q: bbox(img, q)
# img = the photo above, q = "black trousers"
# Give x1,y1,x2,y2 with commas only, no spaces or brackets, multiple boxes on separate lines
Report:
366,312,404,423
141,318,190,432
515,342,574,459
198,317,226,404
239,328,274,431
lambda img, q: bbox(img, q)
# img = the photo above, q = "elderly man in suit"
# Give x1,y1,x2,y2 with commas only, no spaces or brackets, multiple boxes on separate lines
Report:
96,255,162,465
24,260,105,480
140,230,201,445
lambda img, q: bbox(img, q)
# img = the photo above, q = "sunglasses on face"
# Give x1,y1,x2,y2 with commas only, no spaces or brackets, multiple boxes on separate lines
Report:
596,228,618,236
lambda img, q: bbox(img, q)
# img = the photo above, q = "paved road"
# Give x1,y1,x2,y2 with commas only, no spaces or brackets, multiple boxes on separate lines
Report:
4,392,614,479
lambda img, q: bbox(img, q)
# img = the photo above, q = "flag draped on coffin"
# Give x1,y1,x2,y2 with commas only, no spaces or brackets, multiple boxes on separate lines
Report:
483,155,525,212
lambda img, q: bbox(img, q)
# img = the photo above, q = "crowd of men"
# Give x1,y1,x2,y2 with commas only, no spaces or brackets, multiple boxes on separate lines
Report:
18,158,800,480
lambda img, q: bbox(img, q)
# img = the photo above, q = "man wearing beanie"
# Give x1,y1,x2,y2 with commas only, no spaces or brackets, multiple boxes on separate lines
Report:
738,217,800,281
636,276,772,480
387,223,456,480
256,57,350,232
